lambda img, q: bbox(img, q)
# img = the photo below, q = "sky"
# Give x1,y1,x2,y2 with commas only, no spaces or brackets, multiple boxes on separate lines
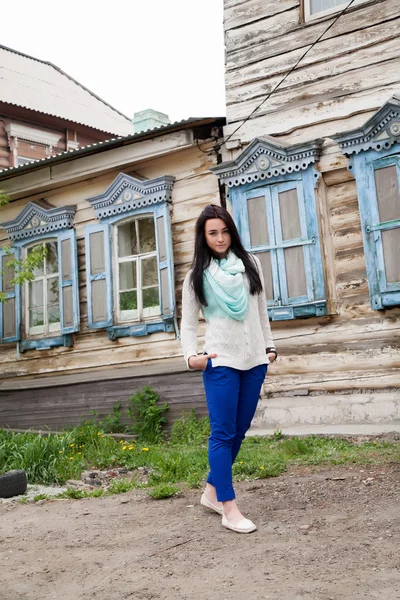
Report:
2,0,226,123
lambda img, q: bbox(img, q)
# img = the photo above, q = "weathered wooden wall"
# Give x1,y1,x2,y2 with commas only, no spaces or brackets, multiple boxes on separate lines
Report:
0,140,219,387
0,367,206,431
222,0,400,398
223,0,400,145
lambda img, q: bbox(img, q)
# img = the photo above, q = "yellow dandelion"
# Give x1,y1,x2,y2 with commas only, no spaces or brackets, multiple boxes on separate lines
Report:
59,450,63,454
69,457,74,461
122,446,127,450
142,448,149,452
97,432,101,436
240,461,243,464
70,443,75,447
193,472,197,476
129,446,134,450
259,466,265,470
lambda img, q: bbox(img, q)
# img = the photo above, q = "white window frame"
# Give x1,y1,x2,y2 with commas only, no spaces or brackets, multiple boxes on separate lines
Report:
303,0,367,22
113,215,161,324
24,240,61,337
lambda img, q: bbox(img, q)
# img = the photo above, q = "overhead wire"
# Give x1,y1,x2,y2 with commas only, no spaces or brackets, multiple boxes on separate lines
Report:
214,0,357,152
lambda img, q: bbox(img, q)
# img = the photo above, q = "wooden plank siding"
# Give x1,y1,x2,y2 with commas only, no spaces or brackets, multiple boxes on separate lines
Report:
0,370,207,431
223,0,400,145
0,142,219,393
220,0,400,402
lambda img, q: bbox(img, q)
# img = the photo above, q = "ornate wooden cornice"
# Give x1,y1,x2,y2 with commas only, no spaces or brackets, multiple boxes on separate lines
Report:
331,96,400,156
1,199,76,241
210,136,323,187
86,172,175,220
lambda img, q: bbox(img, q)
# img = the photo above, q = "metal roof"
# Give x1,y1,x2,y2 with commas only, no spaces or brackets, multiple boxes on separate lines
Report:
0,45,135,136
0,117,225,179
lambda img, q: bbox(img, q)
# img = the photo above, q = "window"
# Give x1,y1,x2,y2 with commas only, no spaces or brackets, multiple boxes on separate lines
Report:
211,138,327,320
26,241,60,335
5,123,62,168
332,98,400,310
0,201,79,349
17,156,37,167
304,0,367,21
116,217,160,321
85,173,176,339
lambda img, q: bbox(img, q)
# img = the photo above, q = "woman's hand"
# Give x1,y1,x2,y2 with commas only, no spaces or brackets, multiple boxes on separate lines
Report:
267,352,277,363
188,353,217,371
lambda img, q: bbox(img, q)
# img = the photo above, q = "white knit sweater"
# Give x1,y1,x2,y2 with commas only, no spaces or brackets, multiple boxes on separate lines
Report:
180,255,275,371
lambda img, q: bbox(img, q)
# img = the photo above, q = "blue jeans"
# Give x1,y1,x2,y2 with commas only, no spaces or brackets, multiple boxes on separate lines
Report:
202,360,268,502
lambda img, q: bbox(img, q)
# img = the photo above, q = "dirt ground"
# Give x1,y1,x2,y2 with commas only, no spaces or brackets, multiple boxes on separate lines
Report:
1,462,399,600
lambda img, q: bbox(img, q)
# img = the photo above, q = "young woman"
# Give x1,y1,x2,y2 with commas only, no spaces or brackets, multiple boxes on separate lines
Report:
181,204,277,534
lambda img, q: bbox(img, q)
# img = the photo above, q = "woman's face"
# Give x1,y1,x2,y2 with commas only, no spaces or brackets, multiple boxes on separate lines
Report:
204,218,231,259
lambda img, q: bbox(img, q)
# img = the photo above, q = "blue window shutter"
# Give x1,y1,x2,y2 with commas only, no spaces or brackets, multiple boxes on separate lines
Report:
155,206,174,319
352,151,400,310
0,246,21,343
85,223,113,329
58,229,80,334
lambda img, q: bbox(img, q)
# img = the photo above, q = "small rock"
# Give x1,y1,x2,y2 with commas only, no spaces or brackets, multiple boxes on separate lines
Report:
66,480,84,487
186,505,194,508
84,478,102,486
299,524,312,531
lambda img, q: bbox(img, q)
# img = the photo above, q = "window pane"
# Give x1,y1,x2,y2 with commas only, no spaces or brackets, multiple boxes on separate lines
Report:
118,222,138,257
48,305,60,324
47,277,59,306
143,287,159,309
248,196,269,246
29,309,44,328
28,245,44,277
46,242,58,275
142,256,158,287
374,166,400,223
310,0,344,14
138,217,156,253
257,252,273,301
120,290,137,311
279,189,301,240
119,260,136,291
381,229,400,284
284,247,307,298
29,280,43,308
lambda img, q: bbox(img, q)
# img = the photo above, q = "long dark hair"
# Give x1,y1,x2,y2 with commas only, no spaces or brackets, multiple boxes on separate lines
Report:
190,204,262,305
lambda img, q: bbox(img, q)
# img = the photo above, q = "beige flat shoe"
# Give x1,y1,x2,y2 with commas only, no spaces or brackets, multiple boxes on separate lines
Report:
200,493,224,515
222,515,257,534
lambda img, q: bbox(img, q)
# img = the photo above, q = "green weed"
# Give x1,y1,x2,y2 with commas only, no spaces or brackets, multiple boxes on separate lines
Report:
126,386,168,444
147,483,180,499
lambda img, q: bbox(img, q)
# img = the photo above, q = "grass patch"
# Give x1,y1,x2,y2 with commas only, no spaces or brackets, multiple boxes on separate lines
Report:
1,417,399,502
147,483,180,499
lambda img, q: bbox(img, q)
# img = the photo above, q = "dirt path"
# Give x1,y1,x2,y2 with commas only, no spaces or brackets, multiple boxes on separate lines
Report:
1,463,399,600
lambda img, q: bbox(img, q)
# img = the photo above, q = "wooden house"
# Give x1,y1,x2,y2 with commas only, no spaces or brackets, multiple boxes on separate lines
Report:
0,117,225,429
213,0,400,430
0,44,134,171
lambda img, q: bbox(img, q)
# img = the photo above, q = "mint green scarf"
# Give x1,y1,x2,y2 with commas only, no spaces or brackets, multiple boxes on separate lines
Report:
204,251,248,321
